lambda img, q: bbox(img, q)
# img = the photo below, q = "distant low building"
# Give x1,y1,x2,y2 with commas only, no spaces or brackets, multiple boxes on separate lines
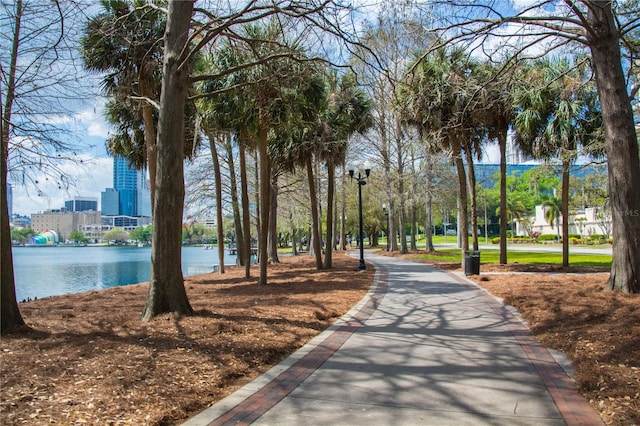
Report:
31,209,101,242
516,205,612,238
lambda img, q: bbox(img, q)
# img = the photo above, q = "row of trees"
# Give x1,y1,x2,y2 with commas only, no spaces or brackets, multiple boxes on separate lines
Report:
3,0,640,333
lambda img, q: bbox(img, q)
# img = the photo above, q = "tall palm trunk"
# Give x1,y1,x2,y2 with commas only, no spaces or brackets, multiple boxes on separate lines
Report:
267,169,279,263
208,133,225,274
257,107,270,286
340,166,347,250
225,135,244,266
306,156,323,269
450,135,469,266
239,142,252,279
498,128,508,264
139,74,157,216
424,150,435,252
561,159,570,267
324,160,335,268
464,144,479,251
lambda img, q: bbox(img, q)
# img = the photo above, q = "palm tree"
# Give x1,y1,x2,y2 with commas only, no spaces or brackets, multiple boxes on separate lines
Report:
81,0,165,214
318,72,372,268
544,197,562,242
404,46,482,263
514,58,603,267
472,59,518,264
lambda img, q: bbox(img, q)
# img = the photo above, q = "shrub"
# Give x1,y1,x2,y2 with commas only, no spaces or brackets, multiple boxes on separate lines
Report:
569,237,581,245
539,234,560,241
491,237,500,244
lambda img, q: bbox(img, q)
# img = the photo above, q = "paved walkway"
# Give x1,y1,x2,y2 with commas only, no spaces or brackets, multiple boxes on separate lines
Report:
182,252,604,426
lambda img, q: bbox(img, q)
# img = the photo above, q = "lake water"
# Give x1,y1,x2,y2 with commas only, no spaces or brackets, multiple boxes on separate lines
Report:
12,245,236,301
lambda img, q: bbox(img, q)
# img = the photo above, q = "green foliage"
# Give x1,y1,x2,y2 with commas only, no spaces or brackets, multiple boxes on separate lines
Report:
129,225,152,244
68,230,88,244
102,227,129,244
10,227,34,244
538,234,559,241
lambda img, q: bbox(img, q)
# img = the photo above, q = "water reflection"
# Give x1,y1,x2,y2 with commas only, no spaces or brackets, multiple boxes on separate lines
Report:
13,246,235,301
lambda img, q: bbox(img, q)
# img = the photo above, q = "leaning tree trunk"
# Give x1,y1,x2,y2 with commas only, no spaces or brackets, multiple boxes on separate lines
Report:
306,156,323,270
209,134,225,274
561,159,570,268
324,160,335,268
141,0,194,320
1,0,26,333
239,141,252,279
586,1,640,293
498,127,508,265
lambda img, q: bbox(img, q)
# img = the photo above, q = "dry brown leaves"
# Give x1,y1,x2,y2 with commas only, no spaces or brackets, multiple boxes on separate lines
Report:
1,252,373,426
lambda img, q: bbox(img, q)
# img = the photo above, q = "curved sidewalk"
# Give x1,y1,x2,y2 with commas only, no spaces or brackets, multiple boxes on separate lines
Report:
182,252,604,426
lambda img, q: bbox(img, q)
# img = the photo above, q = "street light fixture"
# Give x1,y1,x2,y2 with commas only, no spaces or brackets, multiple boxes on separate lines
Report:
382,203,389,251
349,161,371,270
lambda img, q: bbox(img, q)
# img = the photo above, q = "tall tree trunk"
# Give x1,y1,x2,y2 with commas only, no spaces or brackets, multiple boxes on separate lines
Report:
306,156,323,270
267,169,279,263
586,1,640,293
498,128,508,265
464,145,479,251
257,108,270,286
451,136,469,266
324,161,335,268
141,0,194,320
239,141,251,279
225,135,244,266
561,159,570,267
209,134,225,274
1,0,26,333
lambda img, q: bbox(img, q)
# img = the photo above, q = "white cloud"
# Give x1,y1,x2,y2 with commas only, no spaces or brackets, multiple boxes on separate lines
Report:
75,102,111,139
10,156,113,217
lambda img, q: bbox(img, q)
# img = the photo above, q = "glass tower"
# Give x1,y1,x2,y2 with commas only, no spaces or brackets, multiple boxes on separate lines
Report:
101,156,151,217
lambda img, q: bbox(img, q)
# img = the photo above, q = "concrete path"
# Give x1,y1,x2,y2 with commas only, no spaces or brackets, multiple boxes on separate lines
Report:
182,252,604,426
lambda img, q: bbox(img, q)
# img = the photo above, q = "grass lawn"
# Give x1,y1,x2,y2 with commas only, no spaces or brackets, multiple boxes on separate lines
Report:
412,248,612,268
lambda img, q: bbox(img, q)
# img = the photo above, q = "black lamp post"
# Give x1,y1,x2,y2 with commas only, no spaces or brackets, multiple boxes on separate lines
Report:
349,162,371,270
382,203,389,251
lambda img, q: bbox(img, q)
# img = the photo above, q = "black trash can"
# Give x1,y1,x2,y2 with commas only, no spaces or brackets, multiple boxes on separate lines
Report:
464,250,480,275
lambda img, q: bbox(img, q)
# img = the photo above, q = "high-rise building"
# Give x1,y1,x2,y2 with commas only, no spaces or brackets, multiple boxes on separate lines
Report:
101,156,151,217
64,196,98,212
7,183,12,218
